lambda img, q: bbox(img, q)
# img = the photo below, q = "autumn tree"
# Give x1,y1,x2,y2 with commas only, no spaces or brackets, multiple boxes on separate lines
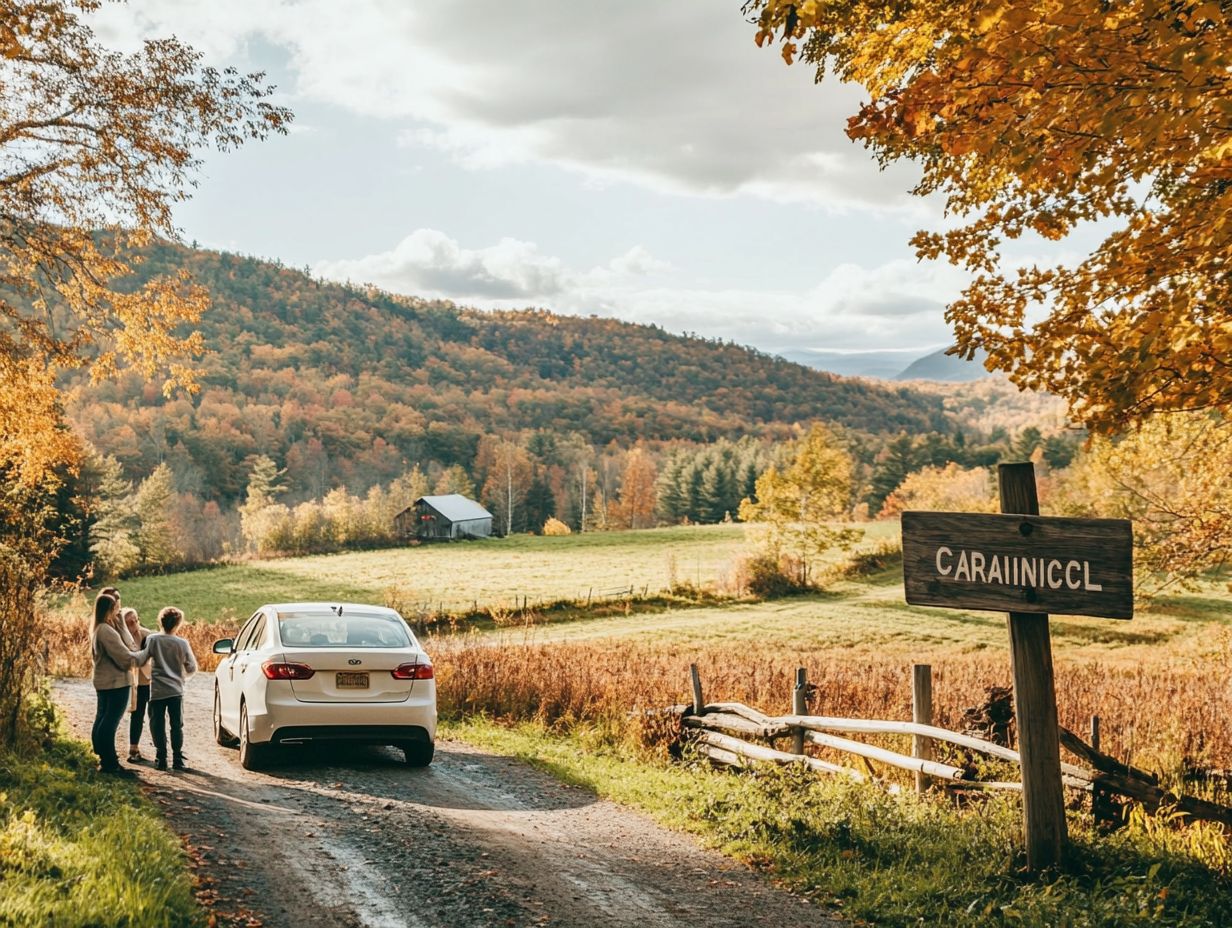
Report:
750,0,1232,431
879,463,997,519
611,448,658,530
477,439,533,535
738,423,861,585
433,464,475,499
1051,414,1232,593
0,0,291,490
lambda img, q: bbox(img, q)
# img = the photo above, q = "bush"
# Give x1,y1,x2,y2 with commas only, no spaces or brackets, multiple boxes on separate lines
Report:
542,517,572,536
733,554,808,598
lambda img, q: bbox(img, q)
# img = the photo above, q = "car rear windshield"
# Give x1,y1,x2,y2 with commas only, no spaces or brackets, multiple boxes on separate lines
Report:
277,613,412,649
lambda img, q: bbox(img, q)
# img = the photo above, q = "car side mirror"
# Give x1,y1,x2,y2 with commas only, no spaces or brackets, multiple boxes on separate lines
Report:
212,638,234,655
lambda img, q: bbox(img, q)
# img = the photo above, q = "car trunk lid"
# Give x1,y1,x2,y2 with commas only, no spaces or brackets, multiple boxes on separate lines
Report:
279,649,427,703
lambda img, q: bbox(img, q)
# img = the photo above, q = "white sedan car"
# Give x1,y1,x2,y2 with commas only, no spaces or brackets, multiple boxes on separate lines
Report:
212,602,437,770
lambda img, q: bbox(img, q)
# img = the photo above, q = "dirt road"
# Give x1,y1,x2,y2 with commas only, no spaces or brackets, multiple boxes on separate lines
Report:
56,675,842,928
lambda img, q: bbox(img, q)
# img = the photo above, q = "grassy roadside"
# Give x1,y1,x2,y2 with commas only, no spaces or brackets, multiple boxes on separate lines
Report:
0,712,200,928
443,718,1232,928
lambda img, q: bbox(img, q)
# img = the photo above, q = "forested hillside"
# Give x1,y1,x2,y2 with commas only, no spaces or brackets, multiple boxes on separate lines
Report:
67,243,949,502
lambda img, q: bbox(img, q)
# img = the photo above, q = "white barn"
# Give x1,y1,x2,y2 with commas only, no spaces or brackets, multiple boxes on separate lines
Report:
394,494,493,541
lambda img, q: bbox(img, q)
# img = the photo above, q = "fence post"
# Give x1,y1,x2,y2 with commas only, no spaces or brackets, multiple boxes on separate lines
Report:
1088,713,1111,827
792,667,807,754
690,663,704,716
912,664,933,794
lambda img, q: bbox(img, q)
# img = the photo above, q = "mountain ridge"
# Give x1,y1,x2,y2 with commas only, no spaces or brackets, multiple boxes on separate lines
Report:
66,242,952,500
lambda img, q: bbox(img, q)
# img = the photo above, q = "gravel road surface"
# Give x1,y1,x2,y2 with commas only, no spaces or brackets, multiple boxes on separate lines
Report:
56,675,843,928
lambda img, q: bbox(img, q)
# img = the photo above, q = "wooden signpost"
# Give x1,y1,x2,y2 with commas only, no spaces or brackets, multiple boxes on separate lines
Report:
902,462,1134,871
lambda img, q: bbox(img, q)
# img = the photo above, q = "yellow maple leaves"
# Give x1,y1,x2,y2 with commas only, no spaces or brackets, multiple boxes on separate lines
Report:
748,0,1232,431
0,0,291,488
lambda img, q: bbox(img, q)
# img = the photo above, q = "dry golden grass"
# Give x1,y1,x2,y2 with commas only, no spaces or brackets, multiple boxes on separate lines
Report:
44,589,1232,777
427,633,1232,774
43,613,235,678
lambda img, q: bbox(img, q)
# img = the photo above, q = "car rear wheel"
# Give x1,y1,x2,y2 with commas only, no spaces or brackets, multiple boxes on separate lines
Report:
238,703,268,771
214,686,239,747
401,740,434,767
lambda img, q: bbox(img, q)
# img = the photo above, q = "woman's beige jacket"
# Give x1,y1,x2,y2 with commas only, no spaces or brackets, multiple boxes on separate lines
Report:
91,623,149,691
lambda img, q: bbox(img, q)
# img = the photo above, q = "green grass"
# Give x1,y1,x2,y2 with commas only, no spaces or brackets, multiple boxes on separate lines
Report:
445,717,1232,928
115,523,756,625
109,521,1231,669
0,722,200,927
451,565,1232,667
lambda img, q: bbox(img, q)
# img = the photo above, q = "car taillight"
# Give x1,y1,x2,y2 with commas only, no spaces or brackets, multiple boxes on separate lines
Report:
391,663,434,680
262,661,315,680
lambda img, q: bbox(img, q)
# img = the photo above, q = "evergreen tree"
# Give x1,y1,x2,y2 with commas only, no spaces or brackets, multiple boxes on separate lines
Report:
134,463,178,569
684,463,705,523
866,435,921,512
656,453,689,523
89,454,140,578
240,455,287,553
524,468,557,533
1013,426,1045,462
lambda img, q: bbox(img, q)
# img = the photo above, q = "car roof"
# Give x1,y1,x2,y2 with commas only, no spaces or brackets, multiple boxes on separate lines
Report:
259,602,403,619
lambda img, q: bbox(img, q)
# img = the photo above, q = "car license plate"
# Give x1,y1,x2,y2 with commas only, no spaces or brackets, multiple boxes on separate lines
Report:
336,672,369,689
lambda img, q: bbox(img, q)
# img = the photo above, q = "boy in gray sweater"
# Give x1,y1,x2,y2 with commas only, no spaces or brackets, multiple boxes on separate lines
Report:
146,607,199,771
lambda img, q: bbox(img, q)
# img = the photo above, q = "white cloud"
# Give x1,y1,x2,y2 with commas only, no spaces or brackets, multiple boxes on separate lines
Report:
91,0,923,211
316,231,959,351
313,229,571,300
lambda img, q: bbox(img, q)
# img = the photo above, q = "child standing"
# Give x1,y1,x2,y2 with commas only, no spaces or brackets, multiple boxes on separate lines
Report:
122,607,153,762
146,607,198,771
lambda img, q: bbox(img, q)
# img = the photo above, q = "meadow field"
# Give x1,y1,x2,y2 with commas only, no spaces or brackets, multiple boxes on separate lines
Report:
48,521,1232,926
109,523,771,625
63,522,1232,773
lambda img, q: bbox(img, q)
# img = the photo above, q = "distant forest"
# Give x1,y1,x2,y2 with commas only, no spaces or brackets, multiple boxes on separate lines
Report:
52,243,1076,577
66,243,953,501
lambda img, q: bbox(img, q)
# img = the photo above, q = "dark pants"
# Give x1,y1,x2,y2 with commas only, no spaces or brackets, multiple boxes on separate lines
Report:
129,684,150,746
91,686,130,770
149,695,184,762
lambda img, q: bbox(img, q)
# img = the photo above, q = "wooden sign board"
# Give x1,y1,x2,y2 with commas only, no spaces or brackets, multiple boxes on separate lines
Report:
902,511,1133,620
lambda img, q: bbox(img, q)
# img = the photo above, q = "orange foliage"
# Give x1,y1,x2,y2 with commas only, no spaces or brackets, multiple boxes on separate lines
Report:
0,0,290,487
752,0,1232,431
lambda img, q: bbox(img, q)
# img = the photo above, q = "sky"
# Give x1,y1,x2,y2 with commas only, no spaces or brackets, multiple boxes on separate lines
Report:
92,0,976,357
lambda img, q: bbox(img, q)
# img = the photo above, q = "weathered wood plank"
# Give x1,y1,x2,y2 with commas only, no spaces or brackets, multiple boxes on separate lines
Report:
682,712,791,740
1061,728,1232,826
693,730,866,781
902,510,1133,619
780,713,1091,783
804,730,969,781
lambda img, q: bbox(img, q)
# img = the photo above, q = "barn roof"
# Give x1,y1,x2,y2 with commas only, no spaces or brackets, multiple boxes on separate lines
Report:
414,494,492,523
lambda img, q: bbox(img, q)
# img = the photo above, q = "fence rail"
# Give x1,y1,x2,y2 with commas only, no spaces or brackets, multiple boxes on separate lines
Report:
674,664,1232,828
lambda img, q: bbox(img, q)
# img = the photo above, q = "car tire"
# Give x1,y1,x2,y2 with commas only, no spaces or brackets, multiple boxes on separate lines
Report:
214,686,239,747
401,740,434,767
238,703,268,771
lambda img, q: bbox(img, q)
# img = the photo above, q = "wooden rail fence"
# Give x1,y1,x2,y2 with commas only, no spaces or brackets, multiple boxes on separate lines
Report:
675,663,1232,829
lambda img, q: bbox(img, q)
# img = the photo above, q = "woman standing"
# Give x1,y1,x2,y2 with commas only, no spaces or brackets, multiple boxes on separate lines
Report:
90,591,149,777
122,607,152,762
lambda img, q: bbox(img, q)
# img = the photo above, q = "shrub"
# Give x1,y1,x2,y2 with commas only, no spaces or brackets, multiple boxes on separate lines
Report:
740,553,810,598
542,518,572,536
